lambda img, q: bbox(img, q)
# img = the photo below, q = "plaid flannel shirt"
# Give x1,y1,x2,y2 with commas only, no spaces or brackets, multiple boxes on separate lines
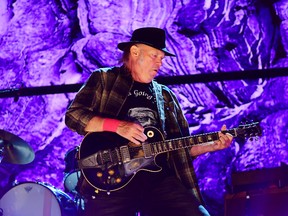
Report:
65,65,203,203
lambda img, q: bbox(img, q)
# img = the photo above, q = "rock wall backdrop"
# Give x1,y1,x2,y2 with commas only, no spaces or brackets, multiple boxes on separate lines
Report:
0,0,288,215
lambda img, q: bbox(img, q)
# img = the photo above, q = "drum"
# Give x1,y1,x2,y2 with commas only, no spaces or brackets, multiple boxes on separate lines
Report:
64,146,81,193
0,181,76,216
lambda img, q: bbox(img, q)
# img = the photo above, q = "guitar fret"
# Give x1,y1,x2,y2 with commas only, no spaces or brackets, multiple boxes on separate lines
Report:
197,136,204,143
168,141,173,150
157,143,163,152
193,132,219,144
189,137,194,145
192,136,198,145
173,139,179,149
152,144,158,154
162,143,168,151
182,137,190,147
178,139,183,148
178,140,182,148
174,139,180,149
206,134,213,142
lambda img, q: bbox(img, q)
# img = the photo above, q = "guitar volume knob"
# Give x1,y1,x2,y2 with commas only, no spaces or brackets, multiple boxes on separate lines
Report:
108,169,115,175
96,172,103,177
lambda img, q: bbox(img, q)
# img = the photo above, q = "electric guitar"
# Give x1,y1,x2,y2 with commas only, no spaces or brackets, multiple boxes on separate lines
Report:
77,122,261,193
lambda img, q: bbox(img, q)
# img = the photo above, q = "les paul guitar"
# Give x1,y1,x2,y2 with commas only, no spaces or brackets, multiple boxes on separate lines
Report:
77,122,261,193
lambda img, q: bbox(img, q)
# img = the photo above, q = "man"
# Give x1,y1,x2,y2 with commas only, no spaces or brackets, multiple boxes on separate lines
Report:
65,27,233,216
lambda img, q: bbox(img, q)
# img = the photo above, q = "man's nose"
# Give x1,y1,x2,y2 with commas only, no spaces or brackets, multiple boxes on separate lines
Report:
156,57,163,66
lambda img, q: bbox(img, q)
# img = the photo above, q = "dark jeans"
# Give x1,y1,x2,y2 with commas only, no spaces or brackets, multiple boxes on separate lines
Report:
77,171,209,216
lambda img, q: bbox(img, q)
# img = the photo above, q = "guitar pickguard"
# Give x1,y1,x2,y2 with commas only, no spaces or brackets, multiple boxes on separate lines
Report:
123,157,156,176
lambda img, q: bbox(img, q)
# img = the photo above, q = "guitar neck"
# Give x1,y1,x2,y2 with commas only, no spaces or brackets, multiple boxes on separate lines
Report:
143,129,237,156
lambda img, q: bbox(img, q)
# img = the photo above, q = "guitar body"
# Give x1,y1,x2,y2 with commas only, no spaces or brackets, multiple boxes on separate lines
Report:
78,127,165,193
77,122,261,193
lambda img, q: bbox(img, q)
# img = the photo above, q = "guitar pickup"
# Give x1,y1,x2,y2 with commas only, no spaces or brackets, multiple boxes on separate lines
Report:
142,143,153,158
120,146,131,163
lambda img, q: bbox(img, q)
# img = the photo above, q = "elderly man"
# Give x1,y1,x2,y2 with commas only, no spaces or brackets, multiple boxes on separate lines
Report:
65,27,233,216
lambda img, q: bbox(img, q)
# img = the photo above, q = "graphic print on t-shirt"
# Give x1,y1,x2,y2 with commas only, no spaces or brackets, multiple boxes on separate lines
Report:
128,107,157,127
119,81,159,128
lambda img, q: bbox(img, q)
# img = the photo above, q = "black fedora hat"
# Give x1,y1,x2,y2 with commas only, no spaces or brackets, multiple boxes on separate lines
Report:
117,27,175,56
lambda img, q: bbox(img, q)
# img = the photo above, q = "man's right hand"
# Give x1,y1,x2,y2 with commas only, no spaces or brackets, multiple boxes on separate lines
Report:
85,116,147,145
116,121,147,145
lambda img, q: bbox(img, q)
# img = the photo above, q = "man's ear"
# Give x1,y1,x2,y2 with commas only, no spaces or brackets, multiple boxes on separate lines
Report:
130,45,139,57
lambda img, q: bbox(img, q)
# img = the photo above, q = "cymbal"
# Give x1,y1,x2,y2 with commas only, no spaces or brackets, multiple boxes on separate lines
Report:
0,130,35,164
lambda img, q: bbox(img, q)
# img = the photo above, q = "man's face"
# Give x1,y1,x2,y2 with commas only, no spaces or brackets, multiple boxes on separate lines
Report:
130,44,165,83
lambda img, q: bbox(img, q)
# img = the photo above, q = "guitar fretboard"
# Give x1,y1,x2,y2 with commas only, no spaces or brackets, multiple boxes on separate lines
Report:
137,129,237,157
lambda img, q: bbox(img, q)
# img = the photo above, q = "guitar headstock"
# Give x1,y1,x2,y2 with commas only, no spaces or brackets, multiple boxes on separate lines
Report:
235,122,262,140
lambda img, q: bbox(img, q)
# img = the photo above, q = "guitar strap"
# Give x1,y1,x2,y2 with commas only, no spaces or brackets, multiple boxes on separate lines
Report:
152,81,167,137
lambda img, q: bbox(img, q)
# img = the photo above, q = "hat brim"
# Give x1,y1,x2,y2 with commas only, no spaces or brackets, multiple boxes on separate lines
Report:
117,41,176,57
